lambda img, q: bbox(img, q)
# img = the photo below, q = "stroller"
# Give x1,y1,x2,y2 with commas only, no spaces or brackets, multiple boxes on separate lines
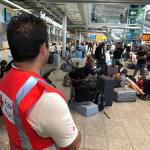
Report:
60,59,79,87
42,68,56,87
1,59,56,87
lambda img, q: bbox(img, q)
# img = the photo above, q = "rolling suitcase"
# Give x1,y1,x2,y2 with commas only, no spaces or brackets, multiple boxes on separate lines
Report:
143,80,150,97
97,75,114,106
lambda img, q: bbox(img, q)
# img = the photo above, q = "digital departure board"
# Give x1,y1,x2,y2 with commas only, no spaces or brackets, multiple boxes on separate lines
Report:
143,34,150,41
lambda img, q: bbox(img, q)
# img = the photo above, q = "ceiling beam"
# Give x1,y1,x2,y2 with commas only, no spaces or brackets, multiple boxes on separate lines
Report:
47,0,150,4
68,23,141,29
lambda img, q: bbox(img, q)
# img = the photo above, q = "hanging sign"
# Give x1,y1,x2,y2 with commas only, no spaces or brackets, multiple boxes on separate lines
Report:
96,35,107,40
90,34,96,40
143,34,150,41
40,12,62,29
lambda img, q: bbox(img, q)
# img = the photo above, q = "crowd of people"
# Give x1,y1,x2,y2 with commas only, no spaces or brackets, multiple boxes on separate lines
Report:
63,39,150,100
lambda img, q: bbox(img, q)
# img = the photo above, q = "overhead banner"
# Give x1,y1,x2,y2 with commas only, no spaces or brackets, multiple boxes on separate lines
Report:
40,12,62,29
143,34,150,41
90,34,96,40
96,35,107,40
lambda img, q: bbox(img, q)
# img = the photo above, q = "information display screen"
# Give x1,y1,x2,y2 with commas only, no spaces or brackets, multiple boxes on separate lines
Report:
143,34,150,41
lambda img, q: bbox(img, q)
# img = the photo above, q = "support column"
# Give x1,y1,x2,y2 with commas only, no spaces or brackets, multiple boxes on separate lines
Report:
75,28,78,45
62,16,67,57
79,32,82,43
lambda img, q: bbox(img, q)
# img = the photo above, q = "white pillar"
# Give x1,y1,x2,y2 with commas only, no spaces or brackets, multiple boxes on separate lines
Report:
79,32,82,43
75,28,78,45
62,16,67,57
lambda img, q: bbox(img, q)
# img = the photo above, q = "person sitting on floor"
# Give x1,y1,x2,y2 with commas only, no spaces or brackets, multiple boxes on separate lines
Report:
120,69,128,87
84,55,97,77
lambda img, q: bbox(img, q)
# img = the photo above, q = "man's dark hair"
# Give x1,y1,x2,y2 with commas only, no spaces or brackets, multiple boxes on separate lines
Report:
7,13,48,62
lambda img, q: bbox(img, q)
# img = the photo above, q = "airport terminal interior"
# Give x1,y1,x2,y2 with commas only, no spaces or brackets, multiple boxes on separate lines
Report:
1,0,150,149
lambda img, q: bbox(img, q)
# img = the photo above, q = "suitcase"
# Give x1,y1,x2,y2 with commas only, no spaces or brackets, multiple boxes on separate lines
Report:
97,75,114,106
114,87,136,102
143,80,150,96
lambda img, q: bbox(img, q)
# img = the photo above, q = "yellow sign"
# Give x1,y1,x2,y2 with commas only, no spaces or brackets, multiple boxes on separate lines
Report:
143,34,150,41
96,35,107,40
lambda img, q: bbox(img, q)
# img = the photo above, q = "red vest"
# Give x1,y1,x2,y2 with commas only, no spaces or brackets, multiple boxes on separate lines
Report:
0,67,67,150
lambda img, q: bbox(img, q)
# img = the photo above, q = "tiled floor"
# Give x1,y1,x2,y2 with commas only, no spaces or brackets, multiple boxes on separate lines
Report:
1,67,150,150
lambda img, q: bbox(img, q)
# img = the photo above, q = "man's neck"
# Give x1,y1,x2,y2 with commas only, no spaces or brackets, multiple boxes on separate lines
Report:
14,61,42,75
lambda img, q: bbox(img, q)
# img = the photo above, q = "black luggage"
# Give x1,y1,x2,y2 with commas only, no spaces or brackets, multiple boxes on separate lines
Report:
98,64,108,75
72,78,98,103
143,80,150,96
73,80,92,102
69,67,86,80
97,75,114,106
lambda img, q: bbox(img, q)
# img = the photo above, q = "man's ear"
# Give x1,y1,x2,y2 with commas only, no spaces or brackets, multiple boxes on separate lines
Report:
40,43,47,55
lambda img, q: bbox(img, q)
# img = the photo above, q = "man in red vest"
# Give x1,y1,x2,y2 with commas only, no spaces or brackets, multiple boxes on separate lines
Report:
0,13,81,150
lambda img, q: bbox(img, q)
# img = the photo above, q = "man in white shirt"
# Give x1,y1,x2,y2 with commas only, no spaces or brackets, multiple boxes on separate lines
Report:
0,13,80,150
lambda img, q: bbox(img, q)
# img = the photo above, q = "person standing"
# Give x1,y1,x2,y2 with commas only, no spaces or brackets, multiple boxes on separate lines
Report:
112,42,123,65
124,44,131,61
75,40,84,58
133,47,147,77
0,13,80,150
95,42,106,65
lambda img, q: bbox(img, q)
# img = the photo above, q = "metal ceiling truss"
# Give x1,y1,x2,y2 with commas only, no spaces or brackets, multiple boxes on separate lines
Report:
45,0,150,4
